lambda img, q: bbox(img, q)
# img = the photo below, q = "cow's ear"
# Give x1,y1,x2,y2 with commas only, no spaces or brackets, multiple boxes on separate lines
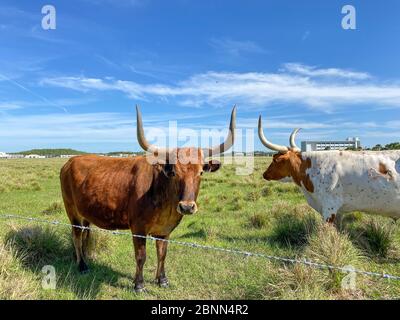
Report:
203,160,221,173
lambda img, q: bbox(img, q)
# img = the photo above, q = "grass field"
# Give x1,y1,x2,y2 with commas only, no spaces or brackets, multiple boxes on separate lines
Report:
1,157,400,300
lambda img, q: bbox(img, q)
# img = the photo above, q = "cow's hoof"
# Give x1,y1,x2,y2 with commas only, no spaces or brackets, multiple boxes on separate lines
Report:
158,278,169,288
134,286,147,294
78,261,89,274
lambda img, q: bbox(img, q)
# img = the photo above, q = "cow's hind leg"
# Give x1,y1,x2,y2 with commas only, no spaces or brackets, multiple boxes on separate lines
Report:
72,222,89,274
155,236,169,288
81,219,91,260
64,202,90,274
132,236,147,293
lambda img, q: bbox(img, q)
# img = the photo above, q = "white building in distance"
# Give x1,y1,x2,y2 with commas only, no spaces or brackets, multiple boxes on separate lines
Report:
301,137,361,152
25,154,46,159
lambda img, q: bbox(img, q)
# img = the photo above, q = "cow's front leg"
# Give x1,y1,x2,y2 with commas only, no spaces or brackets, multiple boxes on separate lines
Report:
320,195,342,225
326,213,337,224
132,237,147,293
322,206,339,224
155,236,169,288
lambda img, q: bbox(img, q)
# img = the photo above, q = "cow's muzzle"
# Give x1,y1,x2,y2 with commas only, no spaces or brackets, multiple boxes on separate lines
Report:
263,171,271,180
177,201,198,215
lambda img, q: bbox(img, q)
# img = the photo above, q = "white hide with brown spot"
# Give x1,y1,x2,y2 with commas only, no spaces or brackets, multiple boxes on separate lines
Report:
295,151,400,221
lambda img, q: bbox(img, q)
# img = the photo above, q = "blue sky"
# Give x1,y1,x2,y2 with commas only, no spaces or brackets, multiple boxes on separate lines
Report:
1,0,400,152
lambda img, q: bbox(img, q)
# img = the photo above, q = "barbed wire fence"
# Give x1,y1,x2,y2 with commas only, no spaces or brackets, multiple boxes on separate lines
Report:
1,213,400,281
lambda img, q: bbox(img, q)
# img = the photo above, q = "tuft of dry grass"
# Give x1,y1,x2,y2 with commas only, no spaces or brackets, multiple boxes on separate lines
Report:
260,186,272,197
0,241,39,299
266,264,330,300
248,213,269,229
352,219,396,258
85,230,113,258
4,225,67,266
305,224,361,289
247,190,261,202
270,203,321,247
42,202,64,215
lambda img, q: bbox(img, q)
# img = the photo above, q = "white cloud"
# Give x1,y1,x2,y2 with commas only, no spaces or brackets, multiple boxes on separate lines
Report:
282,63,371,80
41,64,400,112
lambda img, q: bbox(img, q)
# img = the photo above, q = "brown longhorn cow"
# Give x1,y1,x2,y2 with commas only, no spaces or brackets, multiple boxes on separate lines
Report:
60,106,236,292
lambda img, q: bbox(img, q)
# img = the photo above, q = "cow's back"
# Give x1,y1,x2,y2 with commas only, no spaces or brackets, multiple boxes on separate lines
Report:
303,151,400,217
60,155,153,229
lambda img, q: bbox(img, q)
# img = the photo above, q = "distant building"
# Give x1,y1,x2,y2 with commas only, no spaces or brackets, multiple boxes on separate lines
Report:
254,151,275,156
25,154,46,159
109,153,137,158
111,153,131,158
301,137,361,152
0,153,26,159
8,154,24,159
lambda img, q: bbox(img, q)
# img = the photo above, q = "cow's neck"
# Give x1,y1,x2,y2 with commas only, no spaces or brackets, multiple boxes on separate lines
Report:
289,152,314,193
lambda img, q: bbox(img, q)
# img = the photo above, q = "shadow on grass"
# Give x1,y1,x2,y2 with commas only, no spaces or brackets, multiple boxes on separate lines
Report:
4,226,133,299
177,229,208,240
221,216,320,249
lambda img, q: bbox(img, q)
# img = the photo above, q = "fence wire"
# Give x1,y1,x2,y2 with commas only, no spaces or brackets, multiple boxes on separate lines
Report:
1,213,400,281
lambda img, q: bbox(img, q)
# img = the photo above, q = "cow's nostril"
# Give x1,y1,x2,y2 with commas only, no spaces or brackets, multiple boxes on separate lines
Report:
177,202,197,214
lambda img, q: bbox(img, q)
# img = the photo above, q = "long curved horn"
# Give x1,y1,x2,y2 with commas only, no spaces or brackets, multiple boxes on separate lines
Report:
258,116,288,153
289,128,301,152
136,105,163,154
203,106,236,157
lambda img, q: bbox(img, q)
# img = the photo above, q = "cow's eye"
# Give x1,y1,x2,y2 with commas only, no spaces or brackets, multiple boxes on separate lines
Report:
200,171,204,176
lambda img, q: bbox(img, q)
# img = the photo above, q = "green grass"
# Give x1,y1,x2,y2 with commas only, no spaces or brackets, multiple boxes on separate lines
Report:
0,157,400,300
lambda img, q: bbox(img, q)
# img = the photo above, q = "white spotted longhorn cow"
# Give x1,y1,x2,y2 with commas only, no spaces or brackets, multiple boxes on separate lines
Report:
258,115,400,223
